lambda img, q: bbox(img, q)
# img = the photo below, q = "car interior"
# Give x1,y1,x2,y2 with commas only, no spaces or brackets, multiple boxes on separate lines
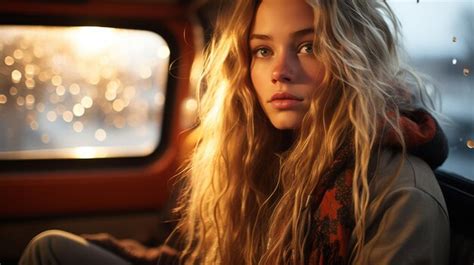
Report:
0,0,472,264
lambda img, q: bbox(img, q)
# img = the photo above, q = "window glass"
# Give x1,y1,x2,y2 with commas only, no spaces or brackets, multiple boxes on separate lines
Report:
0,26,170,159
389,0,473,180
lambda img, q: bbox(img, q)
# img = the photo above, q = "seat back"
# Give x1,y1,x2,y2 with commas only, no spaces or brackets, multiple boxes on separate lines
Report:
435,170,474,264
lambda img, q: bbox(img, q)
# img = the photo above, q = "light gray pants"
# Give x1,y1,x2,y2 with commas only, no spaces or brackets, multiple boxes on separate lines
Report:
19,230,131,265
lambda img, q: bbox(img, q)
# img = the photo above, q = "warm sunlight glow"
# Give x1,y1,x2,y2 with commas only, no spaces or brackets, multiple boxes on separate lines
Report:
69,27,117,56
73,146,98,159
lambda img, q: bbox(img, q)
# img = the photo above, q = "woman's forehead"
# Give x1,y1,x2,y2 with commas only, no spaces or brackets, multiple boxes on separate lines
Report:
252,0,314,35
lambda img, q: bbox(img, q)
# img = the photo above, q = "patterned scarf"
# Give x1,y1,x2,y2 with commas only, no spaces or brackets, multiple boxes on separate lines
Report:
305,109,446,265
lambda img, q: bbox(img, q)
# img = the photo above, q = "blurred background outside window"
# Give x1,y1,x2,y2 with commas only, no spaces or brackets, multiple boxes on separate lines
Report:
0,26,170,159
389,0,473,180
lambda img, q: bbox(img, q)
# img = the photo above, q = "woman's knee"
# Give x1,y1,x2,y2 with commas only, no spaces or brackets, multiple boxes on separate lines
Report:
32,230,83,249
20,230,85,265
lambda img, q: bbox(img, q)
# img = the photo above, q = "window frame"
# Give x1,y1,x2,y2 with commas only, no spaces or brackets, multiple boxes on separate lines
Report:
0,1,195,218
0,9,179,171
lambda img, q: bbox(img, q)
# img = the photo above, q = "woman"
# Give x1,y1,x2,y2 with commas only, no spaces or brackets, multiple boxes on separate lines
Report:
20,0,450,264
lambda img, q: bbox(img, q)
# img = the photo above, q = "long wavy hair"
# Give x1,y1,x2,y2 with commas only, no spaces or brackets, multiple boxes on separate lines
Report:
173,0,431,264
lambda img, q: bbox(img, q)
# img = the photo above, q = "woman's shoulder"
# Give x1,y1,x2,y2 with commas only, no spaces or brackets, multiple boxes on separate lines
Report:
369,149,448,216
353,149,451,264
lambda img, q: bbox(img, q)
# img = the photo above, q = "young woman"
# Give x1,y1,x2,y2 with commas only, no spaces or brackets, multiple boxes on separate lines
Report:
20,0,450,264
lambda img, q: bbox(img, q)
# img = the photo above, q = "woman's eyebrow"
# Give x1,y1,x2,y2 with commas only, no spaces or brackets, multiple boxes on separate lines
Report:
249,27,314,41
249,33,271,41
292,27,314,39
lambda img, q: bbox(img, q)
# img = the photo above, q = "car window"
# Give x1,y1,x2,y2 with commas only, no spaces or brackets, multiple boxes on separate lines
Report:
389,0,473,181
0,26,170,159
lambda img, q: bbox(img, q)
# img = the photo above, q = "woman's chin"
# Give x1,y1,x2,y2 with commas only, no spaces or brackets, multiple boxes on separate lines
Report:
269,118,301,130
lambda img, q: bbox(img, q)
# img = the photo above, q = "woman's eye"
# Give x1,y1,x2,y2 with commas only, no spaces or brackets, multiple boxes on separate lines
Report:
254,47,272,58
299,43,314,54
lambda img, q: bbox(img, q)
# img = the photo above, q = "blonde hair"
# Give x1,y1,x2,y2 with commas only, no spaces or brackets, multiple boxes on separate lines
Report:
174,0,430,264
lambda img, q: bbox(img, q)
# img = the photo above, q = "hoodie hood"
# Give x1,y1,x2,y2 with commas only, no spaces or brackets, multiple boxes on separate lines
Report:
384,108,449,169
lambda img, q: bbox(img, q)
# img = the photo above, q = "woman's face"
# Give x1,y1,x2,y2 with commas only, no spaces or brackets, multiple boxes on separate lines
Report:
249,0,324,130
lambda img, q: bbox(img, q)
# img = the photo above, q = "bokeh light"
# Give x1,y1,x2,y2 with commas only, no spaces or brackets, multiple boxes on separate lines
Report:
0,25,170,159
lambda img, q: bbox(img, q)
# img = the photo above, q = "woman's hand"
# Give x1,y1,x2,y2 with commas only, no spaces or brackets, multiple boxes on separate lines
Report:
81,233,178,265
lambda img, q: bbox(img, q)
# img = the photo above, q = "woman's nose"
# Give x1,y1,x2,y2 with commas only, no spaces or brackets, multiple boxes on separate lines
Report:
271,53,295,84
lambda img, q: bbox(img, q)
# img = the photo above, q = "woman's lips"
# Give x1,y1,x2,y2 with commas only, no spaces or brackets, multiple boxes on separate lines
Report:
269,92,303,110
